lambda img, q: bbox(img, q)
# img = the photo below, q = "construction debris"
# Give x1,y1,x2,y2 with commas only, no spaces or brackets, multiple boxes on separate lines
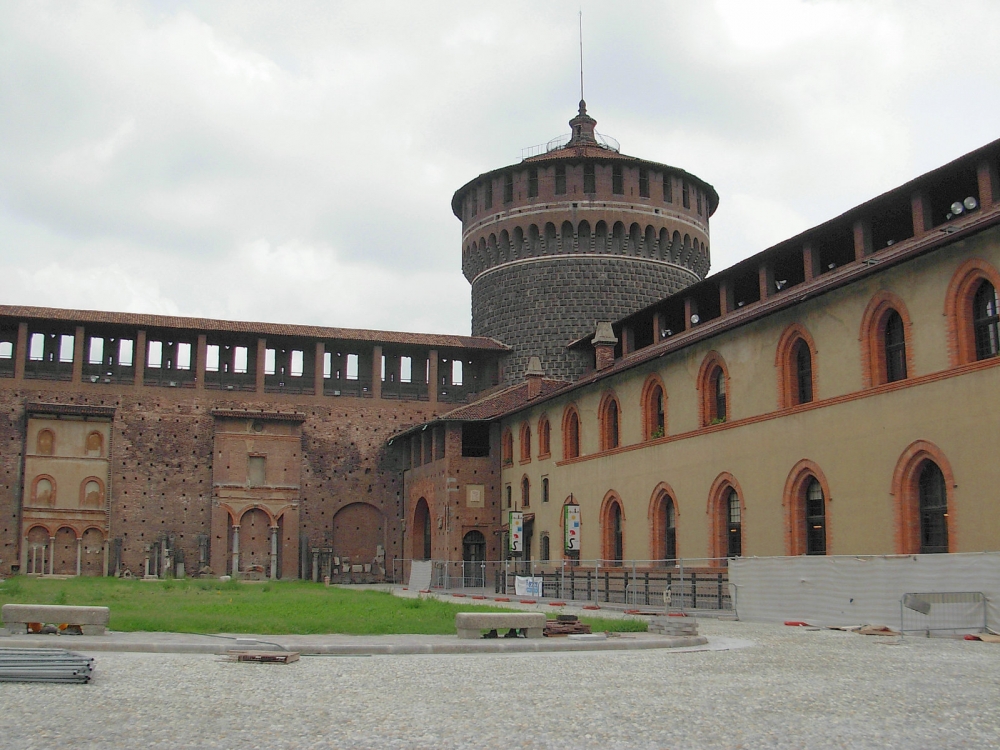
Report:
226,651,300,664
543,615,591,637
0,648,94,684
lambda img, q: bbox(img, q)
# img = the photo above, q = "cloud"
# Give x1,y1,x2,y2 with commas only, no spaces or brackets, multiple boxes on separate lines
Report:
1,0,998,328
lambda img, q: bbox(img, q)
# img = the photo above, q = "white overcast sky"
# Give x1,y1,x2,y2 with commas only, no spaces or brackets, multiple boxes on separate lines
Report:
2,1,998,335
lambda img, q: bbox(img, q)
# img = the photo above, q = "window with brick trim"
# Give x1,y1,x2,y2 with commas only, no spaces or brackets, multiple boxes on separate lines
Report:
601,492,625,564
599,391,621,450
860,291,914,388
612,165,624,195
708,473,744,562
973,280,1000,360
518,422,531,463
537,415,551,458
542,477,549,503
583,164,596,193
638,168,649,198
891,441,955,555
501,428,513,466
555,165,566,195
698,353,730,426
776,325,818,408
528,168,538,198
682,181,690,209
562,405,581,459
783,460,832,556
663,173,673,203
919,461,948,553
641,375,666,440
726,489,742,558
521,476,530,508
649,486,678,563
503,173,514,203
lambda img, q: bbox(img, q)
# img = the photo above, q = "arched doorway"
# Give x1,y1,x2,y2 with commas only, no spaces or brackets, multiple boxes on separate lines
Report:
462,530,486,586
239,508,272,577
413,498,431,560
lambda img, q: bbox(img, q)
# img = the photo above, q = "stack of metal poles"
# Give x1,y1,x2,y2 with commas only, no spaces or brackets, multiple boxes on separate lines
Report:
0,648,94,683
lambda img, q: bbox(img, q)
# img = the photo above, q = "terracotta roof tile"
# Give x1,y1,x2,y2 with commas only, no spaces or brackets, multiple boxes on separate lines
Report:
0,305,508,351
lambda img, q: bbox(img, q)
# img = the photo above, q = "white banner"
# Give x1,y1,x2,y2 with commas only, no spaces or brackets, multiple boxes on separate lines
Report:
515,576,544,597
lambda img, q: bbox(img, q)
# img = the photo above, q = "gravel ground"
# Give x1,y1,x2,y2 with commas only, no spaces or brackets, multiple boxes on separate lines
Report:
1,619,998,749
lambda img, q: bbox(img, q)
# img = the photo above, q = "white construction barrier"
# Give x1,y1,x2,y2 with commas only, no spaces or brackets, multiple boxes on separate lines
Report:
728,552,1000,629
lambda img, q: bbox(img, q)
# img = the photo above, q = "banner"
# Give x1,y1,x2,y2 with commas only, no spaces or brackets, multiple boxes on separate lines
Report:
508,511,524,554
564,504,581,551
515,576,544,597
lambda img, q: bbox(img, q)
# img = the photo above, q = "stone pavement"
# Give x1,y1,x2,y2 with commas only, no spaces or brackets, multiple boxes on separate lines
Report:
2,618,999,749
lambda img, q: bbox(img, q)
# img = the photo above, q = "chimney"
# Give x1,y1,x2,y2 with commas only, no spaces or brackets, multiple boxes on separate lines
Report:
592,322,618,371
525,356,544,399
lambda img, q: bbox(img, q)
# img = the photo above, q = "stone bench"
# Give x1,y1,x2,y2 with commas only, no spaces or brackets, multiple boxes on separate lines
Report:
2,604,111,635
455,611,546,639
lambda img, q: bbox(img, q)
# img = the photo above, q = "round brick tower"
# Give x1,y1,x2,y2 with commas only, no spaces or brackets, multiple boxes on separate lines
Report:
453,101,718,382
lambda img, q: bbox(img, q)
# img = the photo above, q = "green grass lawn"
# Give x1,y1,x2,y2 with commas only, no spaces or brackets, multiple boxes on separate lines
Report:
0,577,646,636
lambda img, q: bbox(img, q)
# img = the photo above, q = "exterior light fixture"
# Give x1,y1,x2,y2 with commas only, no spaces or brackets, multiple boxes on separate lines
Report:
690,314,700,325
775,279,787,291
661,328,672,338
964,196,979,211
950,201,965,216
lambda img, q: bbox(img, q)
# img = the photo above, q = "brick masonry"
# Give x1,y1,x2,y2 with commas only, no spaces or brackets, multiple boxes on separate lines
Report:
472,257,700,381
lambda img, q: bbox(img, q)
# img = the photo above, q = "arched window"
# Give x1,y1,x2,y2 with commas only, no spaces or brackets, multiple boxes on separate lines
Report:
918,461,948,554
973,280,1000,360
891,440,955,555
601,494,625,564
945,259,1000,365
860,292,913,387
80,478,104,509
36,429,55,456
563,406,581,459
642,376,666,440
664,498,676,563
726,489,742,558
649,484,679,564
884,310,907,382
776,325,817,408
85,431,103,457
794,340,813,404
540,533,550,561
804,478,826,555
599,392,621,450
521,476,530,508
501,428,513,466
519,422,531,463
699,353,730,426
542,477,549,503
713,368,727,423
537,415,551,458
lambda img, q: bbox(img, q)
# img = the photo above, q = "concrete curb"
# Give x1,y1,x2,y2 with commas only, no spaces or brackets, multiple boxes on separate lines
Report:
0,632,708,655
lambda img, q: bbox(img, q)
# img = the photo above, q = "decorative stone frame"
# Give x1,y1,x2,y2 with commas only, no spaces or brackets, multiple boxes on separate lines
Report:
697,351,730,427
944,257,1000,366
859,291,914,388
648,482,680,561
640,374,668,440
775,324,818,408
30,474,57,507
782,459,832,556
79,476,106,509
890,440,957,554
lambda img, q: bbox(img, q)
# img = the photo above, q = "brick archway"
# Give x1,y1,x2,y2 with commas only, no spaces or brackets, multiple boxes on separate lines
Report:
890,440,957,554
944,257,1000,365
782,459,833,556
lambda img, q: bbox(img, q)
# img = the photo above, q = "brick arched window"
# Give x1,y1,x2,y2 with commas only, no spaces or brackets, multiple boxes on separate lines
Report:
520,475,530,509
600,491,625,564
562,405,581,459
698,352,730,426
775,324,818,408
648,483,679,564
36,429,55,456
782,460,832,556
641,374,667,440
501,428,513,466
860,291,914,387
891,441,956,554
707,473,744,562
944,258,1000,365
537,415,551,458
598,391,621,451
518,422,531,463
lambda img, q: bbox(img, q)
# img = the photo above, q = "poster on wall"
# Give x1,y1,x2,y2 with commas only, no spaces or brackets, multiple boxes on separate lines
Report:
515,576,544,597
564,504,581,552
508,511,523,555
